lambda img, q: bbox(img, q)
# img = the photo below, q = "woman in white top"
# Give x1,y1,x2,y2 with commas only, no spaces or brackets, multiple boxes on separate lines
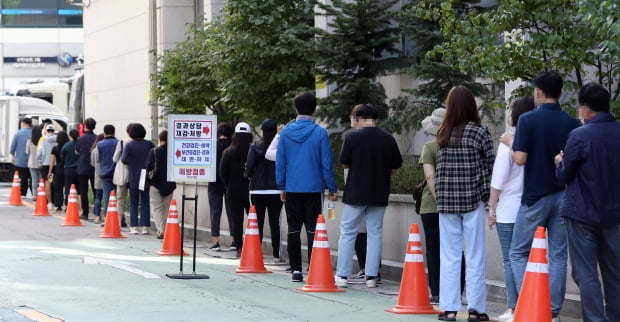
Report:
25,125,42,200
488,97,535,322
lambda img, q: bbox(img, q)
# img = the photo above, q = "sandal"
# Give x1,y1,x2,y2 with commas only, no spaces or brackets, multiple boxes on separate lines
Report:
438,311,457,321
467,310,490,322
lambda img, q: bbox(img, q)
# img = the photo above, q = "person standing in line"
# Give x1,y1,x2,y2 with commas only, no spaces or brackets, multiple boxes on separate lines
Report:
75,117,97,220
49,131,68,212
26,125,42,200
499,71,580,322
418,107,466,305
245,119,284,263
555,83,620,322
435,86,494,322
276,92,338,282
146,130,176,239
90,134,105,223
487,97,535,322
113,123,135,228
122,123,155,235
97,125,119,217
334,104,402,288
61,130,80,205
39,124,57,206
10,117,32,197
208,122,234,251
220,122,253,258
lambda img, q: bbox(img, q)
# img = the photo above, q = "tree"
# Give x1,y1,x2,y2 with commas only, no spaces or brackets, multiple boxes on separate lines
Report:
315,0,408,130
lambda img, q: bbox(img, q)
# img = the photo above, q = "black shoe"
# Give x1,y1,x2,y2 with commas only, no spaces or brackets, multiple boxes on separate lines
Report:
121,217,127,228
285,267,292,272
209,243,221,251
291,271,303,282
438,311,457,321
467,310,490,322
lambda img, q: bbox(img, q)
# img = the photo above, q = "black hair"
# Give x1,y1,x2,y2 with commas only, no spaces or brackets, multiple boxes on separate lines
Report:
128,123,147,139
354,104,379,119
579,83,610,113
21,117,32,126
56,131,69,150
260,119,277,149
103,124,115,135
126,123,136,134
510,97,536,127
217,123,233,139
159,130,168,142
294,92,317,115
533,71,563,99
30,125,42,145
68,129,79,141
223,132,253,161
84,117,96,131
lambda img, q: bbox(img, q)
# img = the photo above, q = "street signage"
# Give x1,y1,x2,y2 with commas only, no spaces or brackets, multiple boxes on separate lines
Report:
167,114,217,183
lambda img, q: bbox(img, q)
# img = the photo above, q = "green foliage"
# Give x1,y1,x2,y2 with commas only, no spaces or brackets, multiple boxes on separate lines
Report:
315,0,409,131
390,156,424,194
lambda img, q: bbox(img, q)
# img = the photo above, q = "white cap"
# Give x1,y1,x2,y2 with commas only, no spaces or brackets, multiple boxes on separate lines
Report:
235,122,251,133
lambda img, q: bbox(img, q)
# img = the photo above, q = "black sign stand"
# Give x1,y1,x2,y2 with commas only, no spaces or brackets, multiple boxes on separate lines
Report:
166,182,209,279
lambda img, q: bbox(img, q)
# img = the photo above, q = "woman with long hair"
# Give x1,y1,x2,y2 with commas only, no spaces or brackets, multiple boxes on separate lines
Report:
245,119,284,262
90,133,105,223
49,130,69,212
61,129,80,205
435,86,494,322
220,122,253,257
26,124,42,200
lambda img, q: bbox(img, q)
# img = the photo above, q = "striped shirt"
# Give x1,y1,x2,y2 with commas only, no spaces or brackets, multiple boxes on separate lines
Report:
436,122,495,214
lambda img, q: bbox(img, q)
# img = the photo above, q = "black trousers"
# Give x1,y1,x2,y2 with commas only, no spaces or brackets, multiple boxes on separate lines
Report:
251,194,283,258
284,192,322,272
52,168,65,208
225,192,249,252
15,165,30,196
355,232,367,269
78,174,94,217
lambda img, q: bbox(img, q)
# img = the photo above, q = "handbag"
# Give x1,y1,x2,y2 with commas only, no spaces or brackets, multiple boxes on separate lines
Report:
413,180,427,214
113,141,128,185
147,148,157,181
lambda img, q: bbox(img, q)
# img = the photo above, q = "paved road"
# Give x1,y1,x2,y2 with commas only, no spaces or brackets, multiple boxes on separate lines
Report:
0,183,580,322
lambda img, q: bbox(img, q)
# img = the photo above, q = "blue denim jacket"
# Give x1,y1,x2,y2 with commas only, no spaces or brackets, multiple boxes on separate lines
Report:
556,113,620,227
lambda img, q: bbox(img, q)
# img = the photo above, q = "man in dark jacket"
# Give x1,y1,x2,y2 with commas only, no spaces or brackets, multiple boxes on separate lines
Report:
97,124,119,216
207,123,233,250
555,83,620,322
75,117,97,220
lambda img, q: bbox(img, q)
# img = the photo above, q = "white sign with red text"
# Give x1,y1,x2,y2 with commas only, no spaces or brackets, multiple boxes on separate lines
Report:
167,114,217,183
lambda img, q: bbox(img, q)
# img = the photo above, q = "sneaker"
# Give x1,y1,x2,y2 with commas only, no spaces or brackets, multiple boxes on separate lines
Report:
229,242,237,251
129,227,139,235
272,257,285,264
430,296,440,305
209,243,221,251
354,270,365,279
551,313,561,322
498,308,514,321
334,275,348,287
140,227,150,235
292,271,303,282
365,276,377,288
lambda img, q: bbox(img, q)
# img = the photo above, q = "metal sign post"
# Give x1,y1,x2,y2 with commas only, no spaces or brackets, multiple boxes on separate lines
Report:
165,114,217,280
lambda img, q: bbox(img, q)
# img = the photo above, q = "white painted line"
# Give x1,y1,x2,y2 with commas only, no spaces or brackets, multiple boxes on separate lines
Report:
83,256,161,279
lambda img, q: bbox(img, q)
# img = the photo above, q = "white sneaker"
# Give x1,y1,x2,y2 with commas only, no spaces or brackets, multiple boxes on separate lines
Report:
129,227,139,235
365,277,377,288
334,275,348,287
141,227,150,235
498,308,514,321
551,315,561,322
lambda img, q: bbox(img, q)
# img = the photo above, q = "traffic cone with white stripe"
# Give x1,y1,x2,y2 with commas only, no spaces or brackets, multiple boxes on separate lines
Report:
297,214,344,292
32,179,50,216
513,226,552,322
8,171,23,206
235,205,271,273
61,185,83,226
100,190,126,238
157,199,187,255
386,223,438,314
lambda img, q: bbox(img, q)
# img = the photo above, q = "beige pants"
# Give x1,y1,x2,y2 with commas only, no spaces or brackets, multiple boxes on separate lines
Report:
149,186,173,233
116,183,128,220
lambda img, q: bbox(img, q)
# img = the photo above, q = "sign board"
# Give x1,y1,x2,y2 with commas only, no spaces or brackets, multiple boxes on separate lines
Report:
167,114,217,183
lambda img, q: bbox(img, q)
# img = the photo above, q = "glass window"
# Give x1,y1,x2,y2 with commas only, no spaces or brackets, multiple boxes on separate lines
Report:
0,0,82,27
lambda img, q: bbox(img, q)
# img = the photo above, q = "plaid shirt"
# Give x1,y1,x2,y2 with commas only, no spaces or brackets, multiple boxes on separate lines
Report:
436,122,495,214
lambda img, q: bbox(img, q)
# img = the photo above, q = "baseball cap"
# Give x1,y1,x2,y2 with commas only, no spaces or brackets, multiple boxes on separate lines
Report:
234,122,251,133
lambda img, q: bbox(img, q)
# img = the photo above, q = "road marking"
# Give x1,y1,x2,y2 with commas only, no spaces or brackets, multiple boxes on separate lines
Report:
14,308,63,322
83,256,161,279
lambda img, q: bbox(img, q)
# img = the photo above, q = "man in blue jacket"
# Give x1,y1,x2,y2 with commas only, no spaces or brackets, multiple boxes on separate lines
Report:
555,83,620,322
276,92,337,282
10,117,32,197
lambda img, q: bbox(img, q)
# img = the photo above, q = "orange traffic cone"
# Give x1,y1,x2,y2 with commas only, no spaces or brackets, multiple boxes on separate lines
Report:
235,205,271,273
157,199,188,255
386,223,438,314
513,226,552,322
32,179,50,216
8,171,23,206
100,190,126,238
297,214,344,292
61,185,83,226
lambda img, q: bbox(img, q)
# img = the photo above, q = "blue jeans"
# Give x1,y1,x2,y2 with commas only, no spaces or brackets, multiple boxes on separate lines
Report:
93,189,103,217
101,177,116,216
129,188,150,227
336,204,386,277
567,218,620,322
439,202,486,313
509,191,566,314
496,223,517,309
29,168,41,198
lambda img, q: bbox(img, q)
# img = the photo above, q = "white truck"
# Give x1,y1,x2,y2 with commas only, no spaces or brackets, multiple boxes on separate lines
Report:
0,96,68,181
